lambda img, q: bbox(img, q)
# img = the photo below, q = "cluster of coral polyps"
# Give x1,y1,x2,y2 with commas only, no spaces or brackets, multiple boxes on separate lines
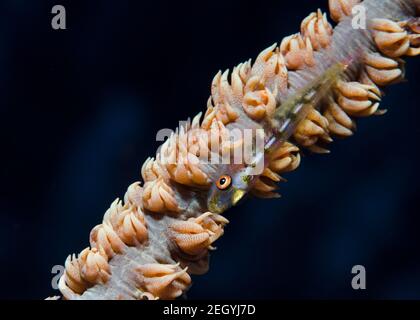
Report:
55,0,419,300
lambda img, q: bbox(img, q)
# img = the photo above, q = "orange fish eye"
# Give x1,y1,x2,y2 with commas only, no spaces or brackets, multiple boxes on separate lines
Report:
216,175,232,190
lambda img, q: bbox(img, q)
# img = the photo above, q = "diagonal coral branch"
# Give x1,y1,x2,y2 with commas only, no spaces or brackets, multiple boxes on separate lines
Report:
51,0,420,300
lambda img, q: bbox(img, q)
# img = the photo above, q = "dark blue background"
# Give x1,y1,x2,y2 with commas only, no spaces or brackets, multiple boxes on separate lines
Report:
0,0,419,299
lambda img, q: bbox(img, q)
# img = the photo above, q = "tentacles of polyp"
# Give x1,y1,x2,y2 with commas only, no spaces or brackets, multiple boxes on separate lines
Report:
54,0,420,299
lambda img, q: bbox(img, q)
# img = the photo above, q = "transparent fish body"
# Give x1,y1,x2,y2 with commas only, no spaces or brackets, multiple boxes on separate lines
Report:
207,62,348,213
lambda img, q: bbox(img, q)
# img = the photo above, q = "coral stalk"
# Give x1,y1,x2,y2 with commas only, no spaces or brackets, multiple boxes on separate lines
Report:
53,0,419,300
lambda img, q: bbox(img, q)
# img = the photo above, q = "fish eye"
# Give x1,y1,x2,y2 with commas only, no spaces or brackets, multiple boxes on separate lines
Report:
216,175,232,190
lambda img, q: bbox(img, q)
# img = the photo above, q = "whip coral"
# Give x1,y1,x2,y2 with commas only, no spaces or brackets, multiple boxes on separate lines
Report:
52,0,420,300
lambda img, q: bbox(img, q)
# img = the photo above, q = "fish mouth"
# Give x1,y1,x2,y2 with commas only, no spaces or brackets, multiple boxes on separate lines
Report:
231,189,246,206
207,189,246,214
